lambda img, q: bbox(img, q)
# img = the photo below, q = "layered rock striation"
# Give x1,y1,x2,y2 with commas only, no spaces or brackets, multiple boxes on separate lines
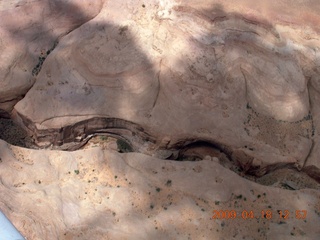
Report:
1,0,320,238
4,0,319,179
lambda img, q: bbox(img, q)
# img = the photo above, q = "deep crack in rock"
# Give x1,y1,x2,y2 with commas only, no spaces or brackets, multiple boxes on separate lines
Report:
2,115,320,190
32,41,59,76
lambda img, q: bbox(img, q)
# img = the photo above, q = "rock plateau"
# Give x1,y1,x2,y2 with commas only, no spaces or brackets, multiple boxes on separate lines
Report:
0,0,320,239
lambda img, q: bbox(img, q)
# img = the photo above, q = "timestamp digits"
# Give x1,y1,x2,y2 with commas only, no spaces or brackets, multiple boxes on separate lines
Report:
212,209,307,220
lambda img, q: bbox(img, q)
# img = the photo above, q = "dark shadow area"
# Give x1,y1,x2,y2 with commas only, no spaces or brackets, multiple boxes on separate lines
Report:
0,118,33,148
175,140,223,161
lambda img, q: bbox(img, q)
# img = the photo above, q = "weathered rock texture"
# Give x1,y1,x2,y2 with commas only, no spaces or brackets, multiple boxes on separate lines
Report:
1,0,320,238
5,0,320,179
0,140,319,239
0,0,102,117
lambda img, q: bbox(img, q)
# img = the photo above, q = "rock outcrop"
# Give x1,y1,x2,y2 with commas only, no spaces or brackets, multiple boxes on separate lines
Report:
1,0,320,239
7,0,320,179
0,0,103,117
0,140,319,239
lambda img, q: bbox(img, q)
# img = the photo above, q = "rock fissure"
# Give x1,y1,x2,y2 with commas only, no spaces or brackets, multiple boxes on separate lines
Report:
1,1,320,238
31,40,58,76
2,114,320,190
14,113,156,149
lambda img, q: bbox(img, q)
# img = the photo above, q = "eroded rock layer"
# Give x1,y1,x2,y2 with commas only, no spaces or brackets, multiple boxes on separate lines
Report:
0,0,103,116
5,0,319,179
0,140,319,239
1,0,320,239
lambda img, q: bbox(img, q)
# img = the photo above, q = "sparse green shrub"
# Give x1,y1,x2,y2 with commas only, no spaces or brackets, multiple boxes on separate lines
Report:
100,136,108,141
116,139,133,153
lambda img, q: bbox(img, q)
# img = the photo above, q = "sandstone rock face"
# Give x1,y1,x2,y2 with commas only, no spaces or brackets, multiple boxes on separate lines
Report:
1,0,320,239
0,0,103,116
0,140,319,239
9,0,320,178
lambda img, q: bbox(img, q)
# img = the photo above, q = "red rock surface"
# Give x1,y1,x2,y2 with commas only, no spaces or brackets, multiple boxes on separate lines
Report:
0,0,320,239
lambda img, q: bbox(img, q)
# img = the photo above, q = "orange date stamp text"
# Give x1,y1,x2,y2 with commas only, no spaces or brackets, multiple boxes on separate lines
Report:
212,209,307,220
